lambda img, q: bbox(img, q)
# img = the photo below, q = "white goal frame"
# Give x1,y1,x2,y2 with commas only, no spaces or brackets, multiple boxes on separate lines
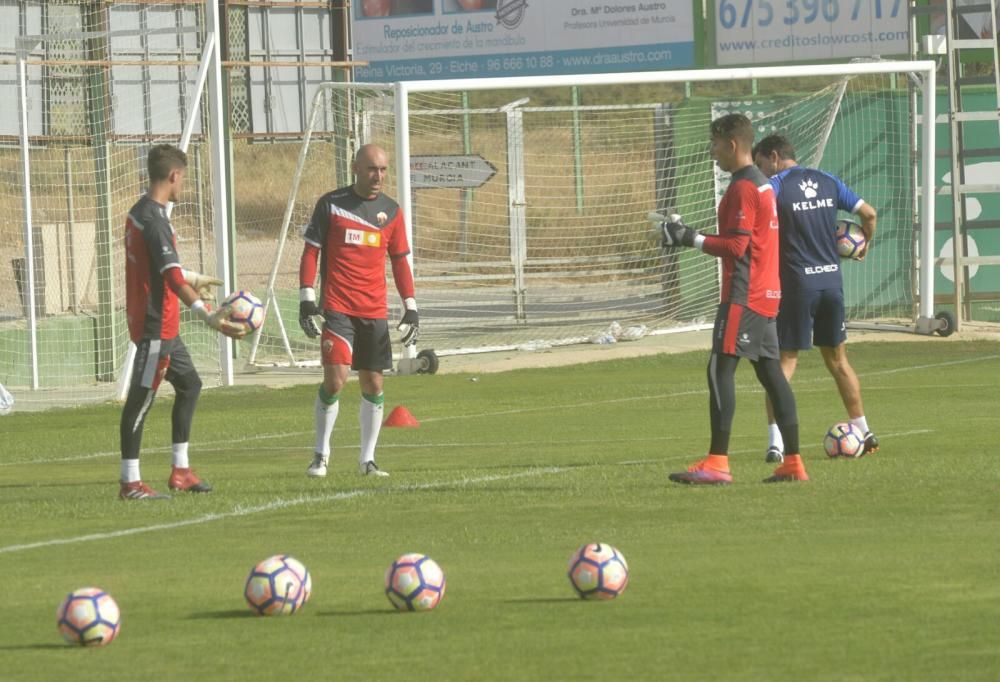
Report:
253,60,939,368
398,60,939,334
13,0,233,401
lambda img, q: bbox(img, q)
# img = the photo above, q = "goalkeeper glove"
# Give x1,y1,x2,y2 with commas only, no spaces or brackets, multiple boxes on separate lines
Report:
397,297,419,347
660,220,697,248
183,269,223,299
191,300,246,339
648,211,697,249
299,287,322,339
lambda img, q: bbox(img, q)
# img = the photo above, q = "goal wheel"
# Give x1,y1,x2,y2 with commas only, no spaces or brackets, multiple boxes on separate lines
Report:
416,349,439,375
934,311,956,337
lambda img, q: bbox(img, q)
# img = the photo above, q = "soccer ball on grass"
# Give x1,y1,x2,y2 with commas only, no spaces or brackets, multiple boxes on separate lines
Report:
244,554,312,616
385,553,446,612
56,587,121,646
567,542,629,600
824,422,866,458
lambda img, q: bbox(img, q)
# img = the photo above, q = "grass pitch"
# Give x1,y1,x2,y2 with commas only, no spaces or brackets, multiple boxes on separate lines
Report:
2,340,999,681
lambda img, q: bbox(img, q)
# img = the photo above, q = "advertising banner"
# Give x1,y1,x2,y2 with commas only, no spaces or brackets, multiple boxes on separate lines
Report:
714,0,909,65
353,1,695,81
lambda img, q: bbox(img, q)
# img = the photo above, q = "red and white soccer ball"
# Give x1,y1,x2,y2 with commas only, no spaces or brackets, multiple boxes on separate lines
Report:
824,422,866,458
567,542,629,600
385,553,446,612
222,290,265,333
836,220,867,259
244,554,312,616
56,587,121,647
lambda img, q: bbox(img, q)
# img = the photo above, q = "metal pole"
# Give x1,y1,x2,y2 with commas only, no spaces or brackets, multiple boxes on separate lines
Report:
65,148,78,312
403,61,940,93
395,82,413,274
83,6,118,383
945,0,964,329
813,77,849,166
393,82,418,366
459,90,471,259
918,65,937,323
571,85,584,214
504,100,528,322
206,0,234,383
17,42,40,390
195,147,207,274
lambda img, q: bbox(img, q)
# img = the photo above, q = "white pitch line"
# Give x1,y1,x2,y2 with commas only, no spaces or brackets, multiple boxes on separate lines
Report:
0,430,314,467
0,467,566,556
0,426,936,556
6,353,991,467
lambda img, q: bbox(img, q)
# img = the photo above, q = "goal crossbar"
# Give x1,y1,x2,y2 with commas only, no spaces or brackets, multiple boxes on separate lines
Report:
250,60,937,369
398,60,937,325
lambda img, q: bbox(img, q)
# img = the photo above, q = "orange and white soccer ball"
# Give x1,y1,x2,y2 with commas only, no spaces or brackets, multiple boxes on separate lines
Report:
244,554,311,616
568,542,629,600
222,290,265,333
824,422,866,458
385,553,446,612
56,587,121,646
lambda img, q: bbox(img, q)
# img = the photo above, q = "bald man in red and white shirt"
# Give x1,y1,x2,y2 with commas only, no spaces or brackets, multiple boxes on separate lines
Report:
298,144,418,478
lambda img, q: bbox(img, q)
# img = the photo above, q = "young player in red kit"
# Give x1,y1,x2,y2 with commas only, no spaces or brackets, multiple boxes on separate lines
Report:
298,144,419,478
652,114,808,484
120,144,246,500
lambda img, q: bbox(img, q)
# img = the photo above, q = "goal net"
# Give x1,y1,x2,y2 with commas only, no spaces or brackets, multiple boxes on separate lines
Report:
0,2,226,410
251,62,936,367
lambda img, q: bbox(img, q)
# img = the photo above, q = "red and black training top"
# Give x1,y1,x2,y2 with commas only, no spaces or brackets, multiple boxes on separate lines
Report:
124,195,183,343
300,187,414,319
703,164,782,318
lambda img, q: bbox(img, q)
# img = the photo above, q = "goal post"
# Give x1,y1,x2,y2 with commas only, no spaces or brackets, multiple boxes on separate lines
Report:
399,60,939,332
249,60,938,369
2,4,230,410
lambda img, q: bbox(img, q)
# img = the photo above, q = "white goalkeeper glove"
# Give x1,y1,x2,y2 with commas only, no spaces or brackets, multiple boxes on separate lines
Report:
191,300,246,339
183,269,223,300
648,211,700,249
397,297,419,347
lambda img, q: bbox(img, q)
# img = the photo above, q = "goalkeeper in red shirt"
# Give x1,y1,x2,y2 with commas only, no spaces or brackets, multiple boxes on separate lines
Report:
653,114,808,484
120,144,246,500
298,144,418,478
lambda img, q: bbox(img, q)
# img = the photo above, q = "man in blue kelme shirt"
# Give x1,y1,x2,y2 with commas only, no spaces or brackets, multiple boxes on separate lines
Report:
753,134,879,463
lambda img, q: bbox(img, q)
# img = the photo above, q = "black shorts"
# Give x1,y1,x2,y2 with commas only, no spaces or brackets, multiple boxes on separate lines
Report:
322,311,393,372
130,337,197,391
777,288,847,351
711,303,779,361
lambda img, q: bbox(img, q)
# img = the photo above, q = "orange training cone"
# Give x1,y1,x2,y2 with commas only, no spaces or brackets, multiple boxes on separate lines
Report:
384,405,419,427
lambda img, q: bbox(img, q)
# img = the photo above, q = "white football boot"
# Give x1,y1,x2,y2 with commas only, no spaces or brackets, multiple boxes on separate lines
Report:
306,454,329,478
359,461,389,477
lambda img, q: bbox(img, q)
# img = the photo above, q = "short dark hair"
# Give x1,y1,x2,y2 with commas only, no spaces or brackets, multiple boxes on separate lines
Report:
752,134,797,161
147,144,187,182
710,113,755,150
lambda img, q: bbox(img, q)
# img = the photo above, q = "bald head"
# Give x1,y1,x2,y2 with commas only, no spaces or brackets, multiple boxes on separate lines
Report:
352,144,389,199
